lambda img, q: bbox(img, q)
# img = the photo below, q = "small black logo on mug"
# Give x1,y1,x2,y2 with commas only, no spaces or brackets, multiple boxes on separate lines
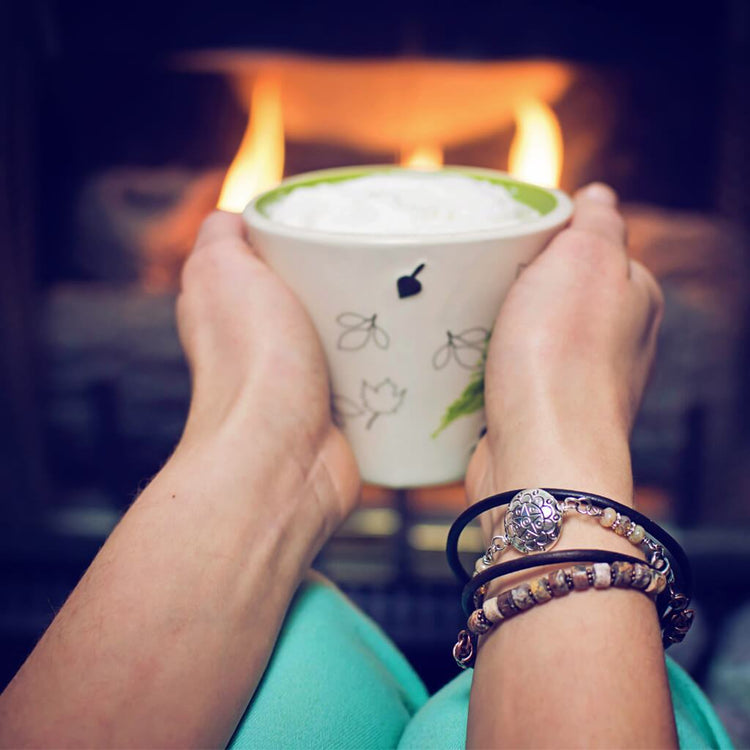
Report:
397,263,426,299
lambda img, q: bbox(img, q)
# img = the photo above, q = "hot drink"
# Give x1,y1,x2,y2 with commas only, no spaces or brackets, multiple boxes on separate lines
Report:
245,166,572,487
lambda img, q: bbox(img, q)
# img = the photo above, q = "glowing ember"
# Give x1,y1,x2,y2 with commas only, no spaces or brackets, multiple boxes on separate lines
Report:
217,74,285,211
400,144,444,169
508,99,563,188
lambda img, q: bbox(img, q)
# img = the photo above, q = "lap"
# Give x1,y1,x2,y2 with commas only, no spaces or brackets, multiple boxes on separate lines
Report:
228,574,428,750
231,575,732,750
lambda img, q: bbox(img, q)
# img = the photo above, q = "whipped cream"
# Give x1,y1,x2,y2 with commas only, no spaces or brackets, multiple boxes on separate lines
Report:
265,172,540,235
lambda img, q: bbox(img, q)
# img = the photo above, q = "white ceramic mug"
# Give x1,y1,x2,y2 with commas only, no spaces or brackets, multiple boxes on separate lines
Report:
244,166,573,487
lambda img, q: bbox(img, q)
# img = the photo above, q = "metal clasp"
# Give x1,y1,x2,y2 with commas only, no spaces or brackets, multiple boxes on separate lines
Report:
453,629,475,669
481,535,508,566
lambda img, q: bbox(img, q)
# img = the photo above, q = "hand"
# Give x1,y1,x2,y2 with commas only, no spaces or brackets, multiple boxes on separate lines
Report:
467,183,663,518
176,211,360,530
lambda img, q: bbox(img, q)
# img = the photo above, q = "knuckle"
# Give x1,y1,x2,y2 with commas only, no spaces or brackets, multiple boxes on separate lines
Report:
595,204,627,237
555,228,625,272
631,260,663,304
181,236,245,289
179,249,209,291
180,247,222,295
200,209,243,238
630,260,664,324
202,209,226,229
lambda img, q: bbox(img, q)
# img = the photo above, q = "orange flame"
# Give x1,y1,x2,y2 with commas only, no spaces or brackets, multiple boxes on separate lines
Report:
508,99,563,188
400,144,444,169
217,74,285,211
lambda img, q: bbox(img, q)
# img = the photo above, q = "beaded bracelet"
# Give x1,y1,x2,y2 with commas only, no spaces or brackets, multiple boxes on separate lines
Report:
453,559,667,668
462,548,651,614
462,548,694,652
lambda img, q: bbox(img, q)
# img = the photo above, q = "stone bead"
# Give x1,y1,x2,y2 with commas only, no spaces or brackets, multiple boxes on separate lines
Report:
497,590,519,618
645,572,668,597
571,565,590,591
593,562,612,589
614,515,631,536
483,596,504,624
548,569,570,597
530,577,552,603
468,609,493,635
631,563,653,590
611,561,635,587
599,507,617,528
511,583,535,611
628,524,646,545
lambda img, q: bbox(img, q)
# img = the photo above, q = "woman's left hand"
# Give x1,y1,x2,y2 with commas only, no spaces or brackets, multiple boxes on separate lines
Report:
0,211,361,749
176,210,360,531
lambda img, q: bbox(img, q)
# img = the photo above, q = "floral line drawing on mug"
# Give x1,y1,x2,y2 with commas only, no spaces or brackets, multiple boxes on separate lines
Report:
432,331,490,438
431,327,490,371
336,312,391,351
331,395,363,428
362,378,407,428
331,378,407,430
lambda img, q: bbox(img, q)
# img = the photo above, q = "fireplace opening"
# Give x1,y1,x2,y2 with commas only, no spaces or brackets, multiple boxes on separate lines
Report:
2,0,749,721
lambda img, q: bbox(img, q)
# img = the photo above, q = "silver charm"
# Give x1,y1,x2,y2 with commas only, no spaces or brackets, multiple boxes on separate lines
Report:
504,489,564,554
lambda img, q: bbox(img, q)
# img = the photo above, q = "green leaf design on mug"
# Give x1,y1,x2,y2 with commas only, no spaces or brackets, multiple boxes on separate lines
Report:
432,332,489,438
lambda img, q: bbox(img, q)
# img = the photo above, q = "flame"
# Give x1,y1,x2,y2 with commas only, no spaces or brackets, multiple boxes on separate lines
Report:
508,99,563,188
217,74,285,211
400,144,444,169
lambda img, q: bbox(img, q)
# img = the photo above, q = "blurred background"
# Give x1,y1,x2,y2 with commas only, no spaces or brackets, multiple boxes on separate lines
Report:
2,0,749,742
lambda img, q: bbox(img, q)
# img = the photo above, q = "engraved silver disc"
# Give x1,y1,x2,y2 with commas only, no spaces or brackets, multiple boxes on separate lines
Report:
504,489,564,554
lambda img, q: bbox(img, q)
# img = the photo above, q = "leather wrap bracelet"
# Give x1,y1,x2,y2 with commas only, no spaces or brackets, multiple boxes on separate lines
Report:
446,488,692,593
446,489,695,650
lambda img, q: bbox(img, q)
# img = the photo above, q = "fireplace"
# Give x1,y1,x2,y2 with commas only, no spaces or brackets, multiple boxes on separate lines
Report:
2,0,749,707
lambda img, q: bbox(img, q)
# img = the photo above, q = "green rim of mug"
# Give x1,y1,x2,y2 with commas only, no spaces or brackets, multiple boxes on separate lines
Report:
254,166,558,218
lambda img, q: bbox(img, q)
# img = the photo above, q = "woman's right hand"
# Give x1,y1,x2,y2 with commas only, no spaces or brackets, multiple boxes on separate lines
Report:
466,183,664,519
463,186,677,749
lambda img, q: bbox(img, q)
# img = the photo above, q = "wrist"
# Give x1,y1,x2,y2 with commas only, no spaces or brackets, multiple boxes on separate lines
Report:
163,426,353,551
473,417,634,538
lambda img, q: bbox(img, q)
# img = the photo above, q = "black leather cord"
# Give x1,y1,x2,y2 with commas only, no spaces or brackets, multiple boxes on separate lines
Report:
446,488,692,602
460,548,655,615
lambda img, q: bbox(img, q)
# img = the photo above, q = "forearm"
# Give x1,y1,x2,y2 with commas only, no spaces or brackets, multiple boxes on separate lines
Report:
0,432,334,748
466,418,678,749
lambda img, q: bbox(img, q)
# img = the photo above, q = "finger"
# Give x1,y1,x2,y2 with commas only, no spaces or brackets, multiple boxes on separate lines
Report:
570,183,628,251
180,210,261,295
629,258,664,322
193,210,250,253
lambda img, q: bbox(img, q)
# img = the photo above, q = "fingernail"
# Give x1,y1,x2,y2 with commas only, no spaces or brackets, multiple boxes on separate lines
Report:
580,182,618,206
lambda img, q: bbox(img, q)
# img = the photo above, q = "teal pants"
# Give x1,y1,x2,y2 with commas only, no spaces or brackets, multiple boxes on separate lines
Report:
229,575,733,749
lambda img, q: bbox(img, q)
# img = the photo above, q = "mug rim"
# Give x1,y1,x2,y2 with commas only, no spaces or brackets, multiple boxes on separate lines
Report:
243,165,573,247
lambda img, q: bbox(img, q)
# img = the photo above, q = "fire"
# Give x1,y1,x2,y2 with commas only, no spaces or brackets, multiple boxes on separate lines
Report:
217,74,285,211
214,62,566,209
400,144,444,169
508,99,563,188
